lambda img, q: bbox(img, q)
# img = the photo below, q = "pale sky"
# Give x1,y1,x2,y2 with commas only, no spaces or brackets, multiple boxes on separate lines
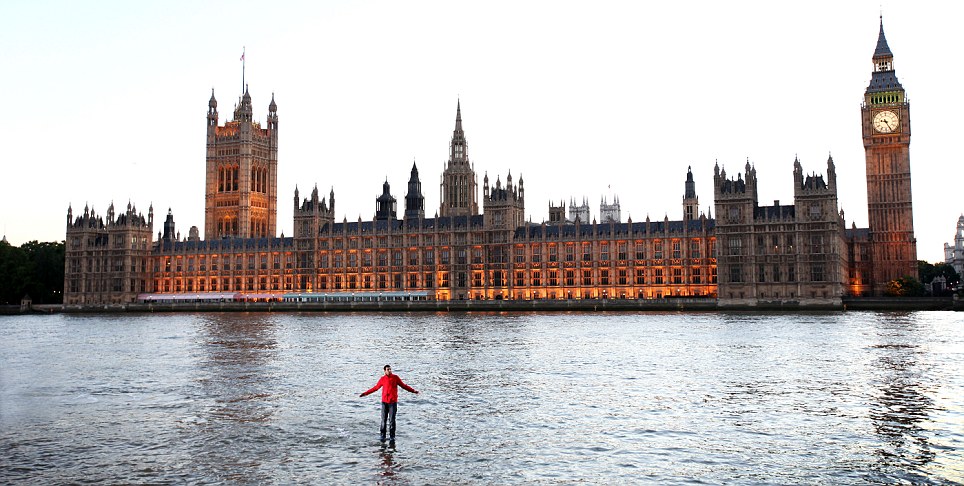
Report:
1,1,960,262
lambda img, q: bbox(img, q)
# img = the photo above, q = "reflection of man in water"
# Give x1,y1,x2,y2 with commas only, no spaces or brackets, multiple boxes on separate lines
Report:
360,365,419,441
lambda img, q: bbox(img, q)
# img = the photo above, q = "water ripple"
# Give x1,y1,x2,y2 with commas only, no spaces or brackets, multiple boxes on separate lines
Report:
0,311,962,483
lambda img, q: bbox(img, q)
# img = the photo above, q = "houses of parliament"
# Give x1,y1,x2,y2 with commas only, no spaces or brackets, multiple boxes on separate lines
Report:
63,22,917,307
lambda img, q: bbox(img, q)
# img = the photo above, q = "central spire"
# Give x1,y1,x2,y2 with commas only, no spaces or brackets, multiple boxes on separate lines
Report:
440,99,478,217
449,100,468,165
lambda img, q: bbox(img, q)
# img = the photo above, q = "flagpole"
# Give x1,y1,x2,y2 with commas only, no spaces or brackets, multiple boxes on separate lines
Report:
241,46,246,93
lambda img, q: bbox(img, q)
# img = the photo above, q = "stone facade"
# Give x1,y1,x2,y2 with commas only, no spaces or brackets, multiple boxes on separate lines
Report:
204,88,279,239
64,202,154,305
713,158,847,306
860,19,918,293
63,21,918,306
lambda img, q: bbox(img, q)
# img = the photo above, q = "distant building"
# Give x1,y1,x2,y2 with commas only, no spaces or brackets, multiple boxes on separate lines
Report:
944,215,964,277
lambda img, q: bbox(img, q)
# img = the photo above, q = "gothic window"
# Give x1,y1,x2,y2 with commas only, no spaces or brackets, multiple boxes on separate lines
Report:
618,269,628,285
515,271,525,287
635,269,645,285
583,270,593,286
424,249,434,265
601,269,610,286
566,244,575,262
772,264,780,282
673,268,683,284
532,271,541,286
811,264,825,282
531,245,541,263
473,247,483,264
566,270,575,286
584,243,593,262
440,249,450,264
408,274,418,288
548,271,558,286
810,235,824,254
654,240,663,259
425,273,434,288
691,267,701,284
728,237,743,256
548,245,558,262
600,243,610,261
672,241,681,259
758,266,766,283
515,246,525,263
690,240,701,259
788,266,796,282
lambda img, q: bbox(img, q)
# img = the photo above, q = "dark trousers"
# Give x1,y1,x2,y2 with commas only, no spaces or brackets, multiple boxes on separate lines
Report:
380,402,397,439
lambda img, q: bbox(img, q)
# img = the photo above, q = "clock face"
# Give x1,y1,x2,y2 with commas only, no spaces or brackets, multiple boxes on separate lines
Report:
873,110,899,133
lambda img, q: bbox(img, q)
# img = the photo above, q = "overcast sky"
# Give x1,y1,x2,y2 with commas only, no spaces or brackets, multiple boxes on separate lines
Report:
1,1,960,262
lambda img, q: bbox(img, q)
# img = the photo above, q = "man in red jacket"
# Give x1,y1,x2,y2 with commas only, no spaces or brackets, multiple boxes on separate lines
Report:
360,364,419,441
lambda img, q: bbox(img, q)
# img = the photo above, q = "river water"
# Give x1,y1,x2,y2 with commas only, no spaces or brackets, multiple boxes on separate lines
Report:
1,311,962,484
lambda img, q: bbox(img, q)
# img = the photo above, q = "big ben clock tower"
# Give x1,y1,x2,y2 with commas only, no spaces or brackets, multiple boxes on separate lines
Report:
861,18,917,294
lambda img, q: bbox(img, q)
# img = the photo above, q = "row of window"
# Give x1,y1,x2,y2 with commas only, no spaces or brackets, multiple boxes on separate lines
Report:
727,263,825,283
154,266,719,294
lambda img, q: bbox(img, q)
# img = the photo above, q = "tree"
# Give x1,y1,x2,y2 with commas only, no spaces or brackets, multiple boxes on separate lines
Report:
0,240,65,304
917,260,960,295
885,276,926,297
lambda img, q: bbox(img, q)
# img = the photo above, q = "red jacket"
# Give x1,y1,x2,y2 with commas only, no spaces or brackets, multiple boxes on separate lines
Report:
361,374,417,403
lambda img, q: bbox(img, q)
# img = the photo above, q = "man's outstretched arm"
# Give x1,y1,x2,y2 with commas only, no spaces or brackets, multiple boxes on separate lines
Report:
360,382,382,397
398,379,419,394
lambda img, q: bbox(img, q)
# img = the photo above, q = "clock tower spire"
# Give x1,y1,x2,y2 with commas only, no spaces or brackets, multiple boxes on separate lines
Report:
861,17,917,294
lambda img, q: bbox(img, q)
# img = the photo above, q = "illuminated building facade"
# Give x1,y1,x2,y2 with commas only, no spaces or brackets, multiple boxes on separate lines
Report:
63,21,917,306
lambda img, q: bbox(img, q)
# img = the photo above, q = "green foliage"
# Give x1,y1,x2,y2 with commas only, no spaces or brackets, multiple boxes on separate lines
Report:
885,275,926,297
0,240,65,304
917,260,961,295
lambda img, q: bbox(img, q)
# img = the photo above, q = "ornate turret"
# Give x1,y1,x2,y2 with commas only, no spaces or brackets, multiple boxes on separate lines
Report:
375,179,397,221
483,171,524,229
162,208,176,242
404,161,425,219
234,85,254,122
207,89,218,129
267,93,278,130
683,166,699,220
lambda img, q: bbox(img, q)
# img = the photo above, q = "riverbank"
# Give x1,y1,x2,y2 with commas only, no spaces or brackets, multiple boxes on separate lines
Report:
2,296,957,314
